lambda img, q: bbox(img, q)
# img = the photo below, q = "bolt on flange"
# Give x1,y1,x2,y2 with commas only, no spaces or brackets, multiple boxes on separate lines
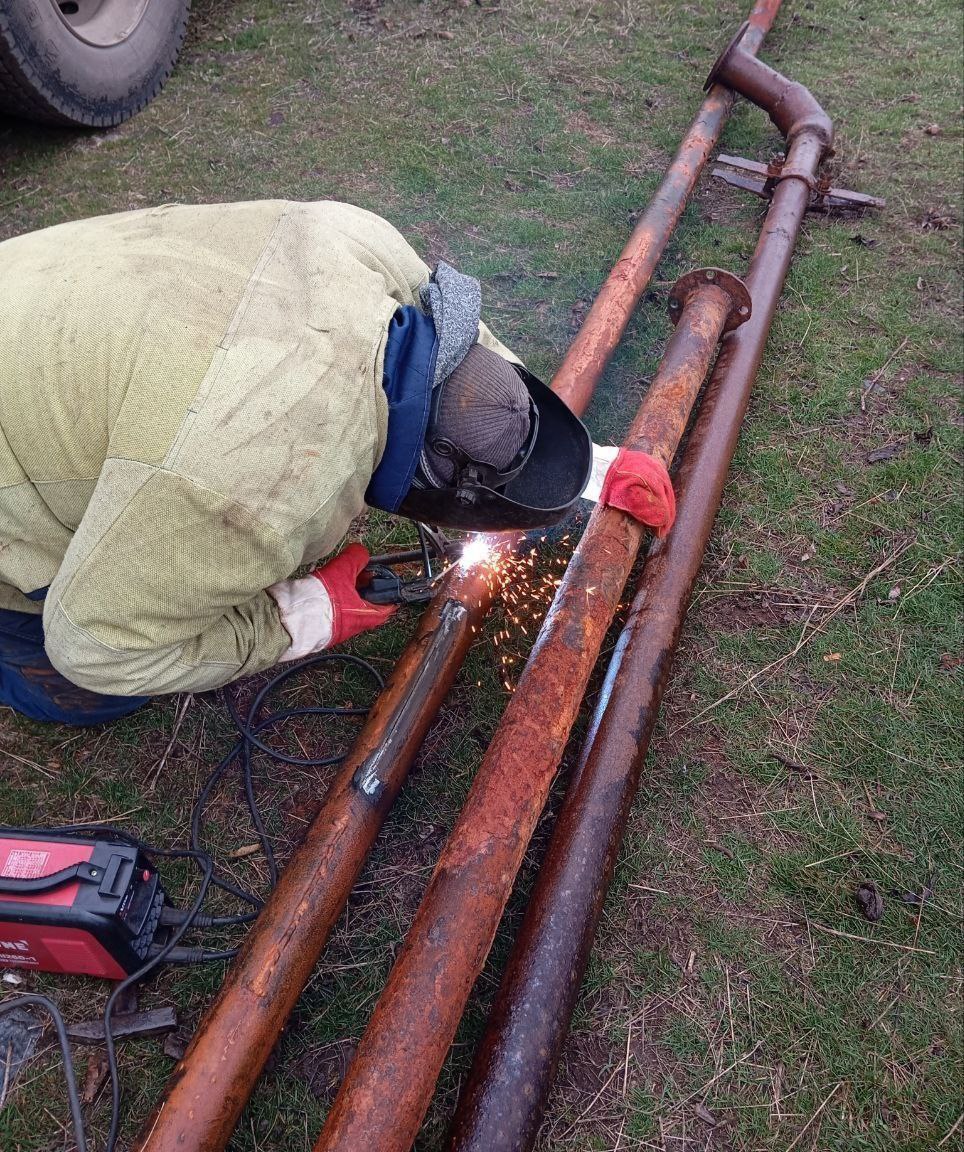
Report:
667,267,752,333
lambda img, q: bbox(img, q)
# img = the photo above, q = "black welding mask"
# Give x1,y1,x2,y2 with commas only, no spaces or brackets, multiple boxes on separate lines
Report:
398,364,593,531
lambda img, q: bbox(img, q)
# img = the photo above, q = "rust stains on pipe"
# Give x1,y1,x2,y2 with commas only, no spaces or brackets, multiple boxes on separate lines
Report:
313,275,749,1152
134,9,781,1150
447,68,835,1152
551,0,782,412
705,20,833,153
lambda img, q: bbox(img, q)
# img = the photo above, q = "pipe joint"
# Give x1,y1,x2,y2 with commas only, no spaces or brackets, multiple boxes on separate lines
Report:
705,22,833,154
667,267,752,333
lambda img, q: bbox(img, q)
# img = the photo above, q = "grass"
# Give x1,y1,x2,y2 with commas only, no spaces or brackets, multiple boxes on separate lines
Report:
1,0,961,1149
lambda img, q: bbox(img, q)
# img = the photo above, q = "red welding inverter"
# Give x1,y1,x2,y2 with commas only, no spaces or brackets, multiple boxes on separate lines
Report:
0,832,164,979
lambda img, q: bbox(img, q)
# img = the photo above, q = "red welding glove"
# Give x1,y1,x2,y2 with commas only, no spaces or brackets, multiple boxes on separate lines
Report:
268,544,395,661
312,544,396,645
598,448,676,538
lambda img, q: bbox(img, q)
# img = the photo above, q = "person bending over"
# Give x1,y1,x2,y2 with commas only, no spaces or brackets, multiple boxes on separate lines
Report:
0,200,671,725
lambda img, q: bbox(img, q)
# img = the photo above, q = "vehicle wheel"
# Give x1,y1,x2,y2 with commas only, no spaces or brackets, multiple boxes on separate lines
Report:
0,0,190,128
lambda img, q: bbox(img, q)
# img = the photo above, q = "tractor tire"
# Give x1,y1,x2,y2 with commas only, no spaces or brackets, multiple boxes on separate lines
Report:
0,0,190,128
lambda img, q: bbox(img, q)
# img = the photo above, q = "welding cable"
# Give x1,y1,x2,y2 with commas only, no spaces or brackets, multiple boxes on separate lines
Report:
99,845,216,1152
417,521,434,579
0,993,87,1152
189,651,385,929
0,826,216,1152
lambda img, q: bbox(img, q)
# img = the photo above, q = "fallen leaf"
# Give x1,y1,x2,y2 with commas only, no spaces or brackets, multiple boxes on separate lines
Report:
228,844,260,859
867,810,888,822
919,209,954,231
823,652,841,662
939,653,962,671
890,882,933,907
695,1102,717,1126
887,585,901,601
866,444,904,464
924,122,941,135
81,1050,110,1105
855,881,885,922
163,1031,190,1062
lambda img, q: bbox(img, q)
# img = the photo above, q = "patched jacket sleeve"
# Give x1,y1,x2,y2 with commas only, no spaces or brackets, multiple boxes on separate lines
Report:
42,465,302,696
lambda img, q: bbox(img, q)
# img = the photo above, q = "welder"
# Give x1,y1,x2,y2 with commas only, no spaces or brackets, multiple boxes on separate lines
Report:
0,200,673,725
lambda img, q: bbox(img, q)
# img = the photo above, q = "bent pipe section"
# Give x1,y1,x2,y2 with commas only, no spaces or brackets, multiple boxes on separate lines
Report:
312,277,749,1152
447,69,836,1152
706,20,833,153
133,5,782,1150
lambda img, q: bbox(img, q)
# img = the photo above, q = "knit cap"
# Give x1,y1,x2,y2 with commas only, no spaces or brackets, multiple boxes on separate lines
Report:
421,343,532,487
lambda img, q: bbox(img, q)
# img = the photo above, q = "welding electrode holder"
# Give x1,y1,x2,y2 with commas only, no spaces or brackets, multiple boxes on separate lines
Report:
357,564,441,606
358,527,461,606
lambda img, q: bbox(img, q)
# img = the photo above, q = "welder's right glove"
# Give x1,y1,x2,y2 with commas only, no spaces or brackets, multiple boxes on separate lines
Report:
269,544,395,662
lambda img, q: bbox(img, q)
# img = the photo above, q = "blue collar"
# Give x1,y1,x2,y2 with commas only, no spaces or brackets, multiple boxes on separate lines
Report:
365,306,439,514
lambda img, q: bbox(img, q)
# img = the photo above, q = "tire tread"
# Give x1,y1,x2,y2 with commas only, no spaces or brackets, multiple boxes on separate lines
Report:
0,2,190,127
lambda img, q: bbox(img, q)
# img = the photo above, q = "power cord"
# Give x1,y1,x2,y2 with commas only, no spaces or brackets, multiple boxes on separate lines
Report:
1,648,385,1151
0,993,88,1152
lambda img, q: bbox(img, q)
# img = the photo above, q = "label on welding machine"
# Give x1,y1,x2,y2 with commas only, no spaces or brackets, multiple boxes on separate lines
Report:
1,849,52,879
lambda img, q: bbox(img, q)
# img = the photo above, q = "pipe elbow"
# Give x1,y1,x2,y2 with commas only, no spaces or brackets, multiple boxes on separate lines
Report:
706,22,834,154
769,80,834,151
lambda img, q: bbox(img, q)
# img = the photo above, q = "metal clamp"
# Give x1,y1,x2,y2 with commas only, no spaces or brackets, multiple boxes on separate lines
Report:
713,154,886,212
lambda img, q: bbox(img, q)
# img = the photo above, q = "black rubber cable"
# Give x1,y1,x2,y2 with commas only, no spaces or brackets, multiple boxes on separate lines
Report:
0,993,88,1152
189,651,384,929
2,610,391,1147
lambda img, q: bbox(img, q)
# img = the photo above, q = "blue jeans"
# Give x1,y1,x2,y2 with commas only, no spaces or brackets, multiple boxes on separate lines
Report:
0,595,149,726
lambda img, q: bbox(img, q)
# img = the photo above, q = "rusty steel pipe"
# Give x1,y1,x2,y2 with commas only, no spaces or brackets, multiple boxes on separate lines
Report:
705,21,833,151
313,272,750,1152
551,0,781,410
447,65,836,1152
134,9,782,1150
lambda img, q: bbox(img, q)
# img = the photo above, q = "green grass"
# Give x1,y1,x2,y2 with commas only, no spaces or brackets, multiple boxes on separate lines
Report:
1,0,961,1149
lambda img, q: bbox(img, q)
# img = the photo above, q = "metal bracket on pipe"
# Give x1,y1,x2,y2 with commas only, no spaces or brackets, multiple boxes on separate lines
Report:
667,267,752,332
712,154,886,212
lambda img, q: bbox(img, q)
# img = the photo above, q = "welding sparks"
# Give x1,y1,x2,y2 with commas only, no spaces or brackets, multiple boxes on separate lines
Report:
458,534,496,571
454,529,585,694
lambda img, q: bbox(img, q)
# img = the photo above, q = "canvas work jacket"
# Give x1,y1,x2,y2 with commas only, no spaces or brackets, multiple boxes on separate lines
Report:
0,200,515,696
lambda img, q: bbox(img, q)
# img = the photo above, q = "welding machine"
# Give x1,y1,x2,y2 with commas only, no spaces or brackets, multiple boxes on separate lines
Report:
0,831,165,979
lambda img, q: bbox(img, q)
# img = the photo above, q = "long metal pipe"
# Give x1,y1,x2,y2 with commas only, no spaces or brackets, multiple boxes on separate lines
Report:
447,56,836,1152
313,270,749,1152
550,1,779,409
133,7,781,1149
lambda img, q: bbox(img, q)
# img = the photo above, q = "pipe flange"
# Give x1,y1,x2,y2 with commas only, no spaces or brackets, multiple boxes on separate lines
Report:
667,268,752,332
704,20,750,92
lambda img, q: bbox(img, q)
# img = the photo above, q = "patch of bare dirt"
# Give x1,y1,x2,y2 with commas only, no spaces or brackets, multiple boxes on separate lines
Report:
289,1037,358,1102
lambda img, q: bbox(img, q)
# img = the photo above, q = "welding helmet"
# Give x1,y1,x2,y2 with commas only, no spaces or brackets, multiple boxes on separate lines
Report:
398,363,593,531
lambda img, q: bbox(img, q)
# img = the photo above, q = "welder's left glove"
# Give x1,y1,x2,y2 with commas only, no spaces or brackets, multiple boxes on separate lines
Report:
268,544,395,662
583,444,676,538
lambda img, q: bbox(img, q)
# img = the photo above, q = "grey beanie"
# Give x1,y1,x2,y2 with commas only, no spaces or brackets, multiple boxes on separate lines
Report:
422,343,532,487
